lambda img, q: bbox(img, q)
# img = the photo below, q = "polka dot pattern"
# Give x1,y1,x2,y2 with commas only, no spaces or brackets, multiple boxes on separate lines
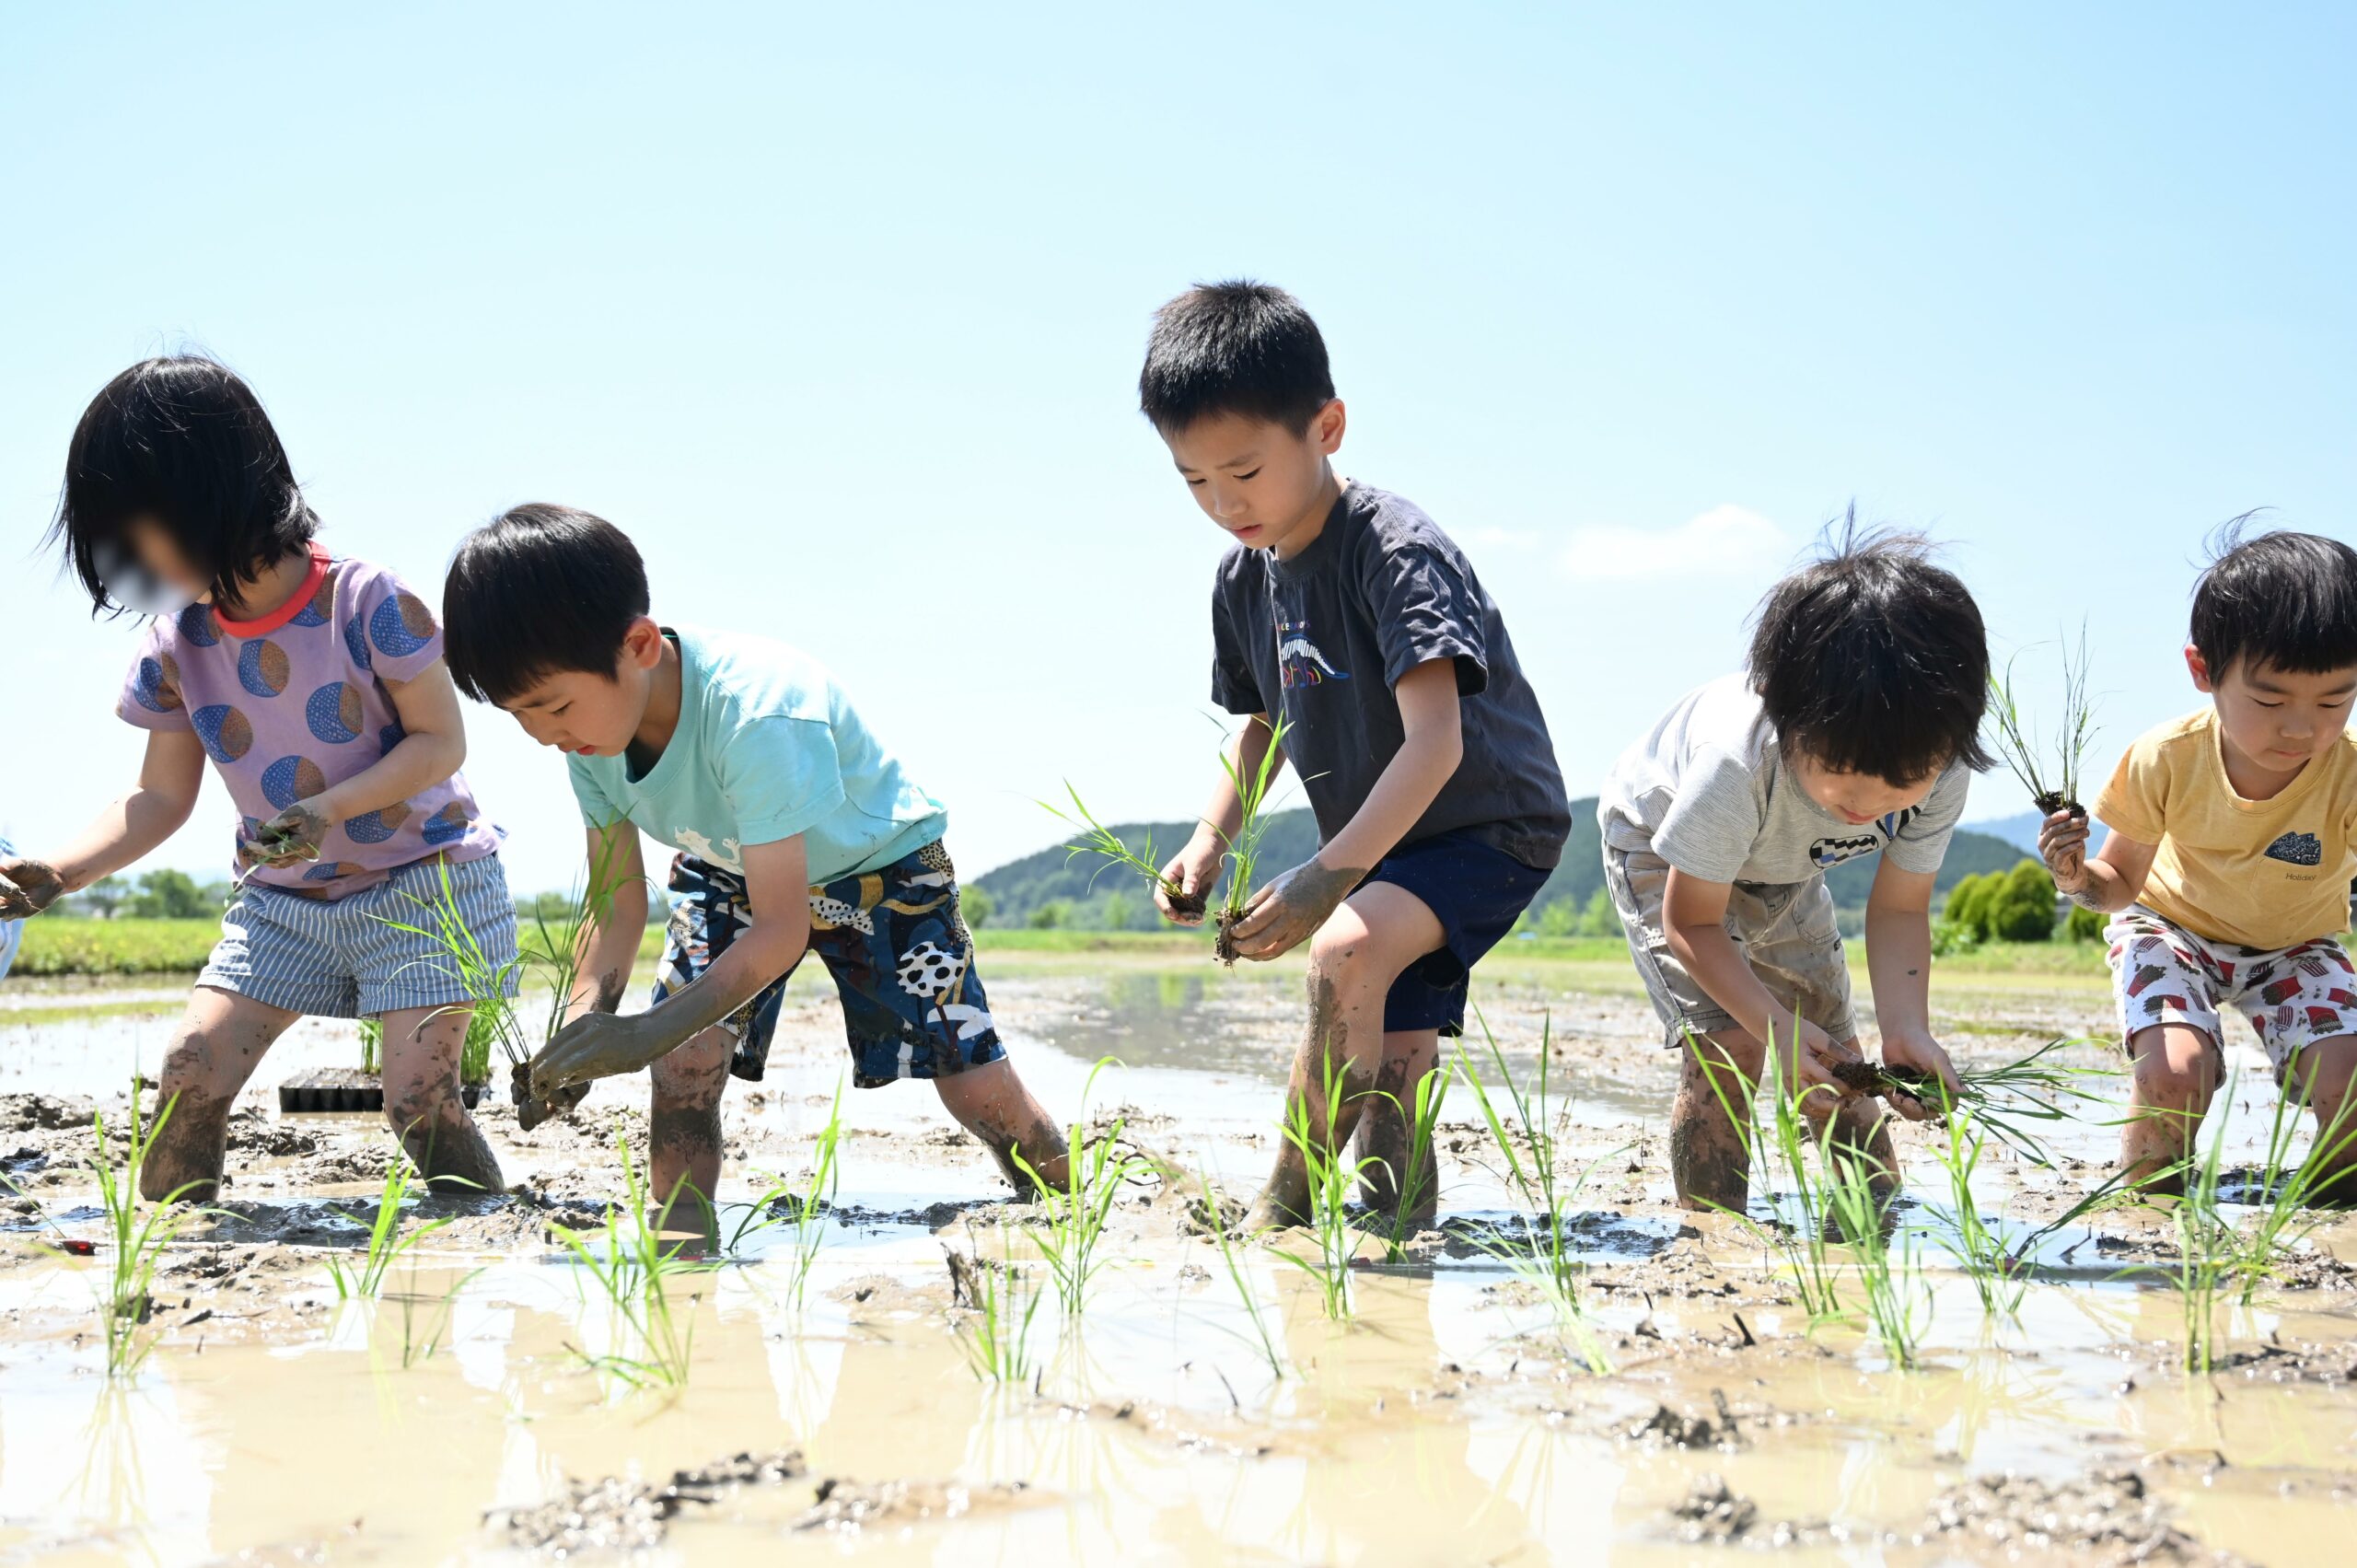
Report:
306,682,365,744
369,592,437,659
237,638,290,698
192,703,253,763
260,755,328,809
343,801,412,844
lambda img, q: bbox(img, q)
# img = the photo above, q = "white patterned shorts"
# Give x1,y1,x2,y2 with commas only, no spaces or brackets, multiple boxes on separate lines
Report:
2106,905,2357,1076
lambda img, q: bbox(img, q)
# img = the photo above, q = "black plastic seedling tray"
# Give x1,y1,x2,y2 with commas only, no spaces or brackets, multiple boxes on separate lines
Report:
278,1068,486,1114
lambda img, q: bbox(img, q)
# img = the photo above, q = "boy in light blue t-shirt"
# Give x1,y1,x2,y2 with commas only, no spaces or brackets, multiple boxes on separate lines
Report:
442,504,1068,1219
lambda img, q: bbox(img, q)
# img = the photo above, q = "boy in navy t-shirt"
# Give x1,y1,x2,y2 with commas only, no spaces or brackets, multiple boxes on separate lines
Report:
1140,282,1571,1228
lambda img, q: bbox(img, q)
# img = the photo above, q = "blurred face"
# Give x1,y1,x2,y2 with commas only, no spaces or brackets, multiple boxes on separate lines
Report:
1162,402,1345,558
2189,647,2357,786
497,620,665,757
107,517,213,611
1786,751,1944,827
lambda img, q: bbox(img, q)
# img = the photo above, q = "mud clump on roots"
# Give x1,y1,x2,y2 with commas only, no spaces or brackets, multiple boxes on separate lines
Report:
2035,791,2086,821
1213,909,1242,966
509,1063,591,1132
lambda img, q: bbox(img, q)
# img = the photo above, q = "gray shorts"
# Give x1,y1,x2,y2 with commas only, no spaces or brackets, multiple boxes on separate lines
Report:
1603,844,1857,1049
201,852,519,1019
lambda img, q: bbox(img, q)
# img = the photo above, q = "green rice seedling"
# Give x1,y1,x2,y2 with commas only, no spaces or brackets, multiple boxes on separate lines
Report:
358,1017,382,1075
948,1224,1043,1383
1271,1051,1383,1321
1376,1061,1455,1263
78,1084,215,1379
324,1142,455,1300
1921,1098,2024,1319
713,1078,846,1308
1195,1170,1285,1382
1014,1058,1145,1320
379,825,638,1110
2228,1068,2357,1305
551,1128,705,1389
395,1267,482,1368
1210,712,1294,963
1986,625,2098,818
1823,1137,1930,1367
1457,1016,1614,1372
1039,784,1194,910
1838,1036,2111,1168
1682,1027,1847,1326
2168,1104,2238,1376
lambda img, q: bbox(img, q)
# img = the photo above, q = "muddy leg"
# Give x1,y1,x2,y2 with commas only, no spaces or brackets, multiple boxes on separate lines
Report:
1249,884,1444,1231
144,986,300,1203
378,1005,505,1197
2288,1034,2357,1205
1353,1028,1441,1225
2121,1023,2220,1197
648,1026,733,1237
1672,1030,1763,1214
935,1057,1068,1195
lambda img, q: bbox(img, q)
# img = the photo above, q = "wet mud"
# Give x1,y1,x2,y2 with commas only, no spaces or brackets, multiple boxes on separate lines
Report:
0,960,2351,1562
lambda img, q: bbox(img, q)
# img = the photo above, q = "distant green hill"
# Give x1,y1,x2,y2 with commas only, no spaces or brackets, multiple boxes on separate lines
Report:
970,797,2027,937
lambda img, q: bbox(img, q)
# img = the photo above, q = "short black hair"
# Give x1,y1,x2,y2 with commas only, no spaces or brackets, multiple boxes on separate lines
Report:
443,504,650,705
1138,280,1335,436
50,355,317,615
1747,511,1992,783
2189,517,2357,681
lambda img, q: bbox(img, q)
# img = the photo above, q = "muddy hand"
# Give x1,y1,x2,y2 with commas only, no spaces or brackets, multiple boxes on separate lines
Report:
529,1011,670,1100
1155,840,1221,924
250,798,331,868
0,857,66,919
1880,1030,1963,1122
1228,858,1364,961
1777,1016,1858,1100
2038,808,2090,894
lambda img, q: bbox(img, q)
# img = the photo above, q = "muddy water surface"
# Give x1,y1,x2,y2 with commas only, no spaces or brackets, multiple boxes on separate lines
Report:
1,956,2352,1563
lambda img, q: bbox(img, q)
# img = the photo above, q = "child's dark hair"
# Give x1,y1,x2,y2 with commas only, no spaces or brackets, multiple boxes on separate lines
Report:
51,355,317,615
1747,512,1992,783
2189,516,2357,680
1139,280,1335,435
443,504,650,704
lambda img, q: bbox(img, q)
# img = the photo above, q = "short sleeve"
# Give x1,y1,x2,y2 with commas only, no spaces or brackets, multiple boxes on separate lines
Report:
718,715,846,844
1887,762,1971,874
1210,580,1265,715
2091,736,2167,845
116,623,192,732
1362,543,1489,694
345,565,447,685
1653,745,1766,884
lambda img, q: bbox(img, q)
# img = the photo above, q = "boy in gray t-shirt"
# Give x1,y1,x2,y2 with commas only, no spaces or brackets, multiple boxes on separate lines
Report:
1597,526,1989,1211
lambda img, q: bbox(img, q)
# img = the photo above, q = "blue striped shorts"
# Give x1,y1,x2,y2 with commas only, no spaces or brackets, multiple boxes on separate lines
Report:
201,852,519,1019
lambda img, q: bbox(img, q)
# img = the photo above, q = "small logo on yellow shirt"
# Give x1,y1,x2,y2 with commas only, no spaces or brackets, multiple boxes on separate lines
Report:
2264,831,2322,867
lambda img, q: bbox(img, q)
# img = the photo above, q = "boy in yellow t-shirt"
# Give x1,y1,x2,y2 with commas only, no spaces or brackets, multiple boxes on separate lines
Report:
2041,528,2357,1198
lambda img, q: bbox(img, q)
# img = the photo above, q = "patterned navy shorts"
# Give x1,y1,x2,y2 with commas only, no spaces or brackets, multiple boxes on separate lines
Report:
653,840,1005,1088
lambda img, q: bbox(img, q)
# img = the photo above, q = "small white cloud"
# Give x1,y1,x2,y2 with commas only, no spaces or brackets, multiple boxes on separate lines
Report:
1558,505,1790,584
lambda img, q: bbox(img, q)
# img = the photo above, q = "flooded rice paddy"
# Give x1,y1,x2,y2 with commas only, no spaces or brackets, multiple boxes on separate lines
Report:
1,949,2351,1564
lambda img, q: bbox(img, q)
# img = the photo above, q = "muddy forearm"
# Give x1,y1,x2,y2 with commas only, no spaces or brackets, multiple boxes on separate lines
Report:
633,926,805,1056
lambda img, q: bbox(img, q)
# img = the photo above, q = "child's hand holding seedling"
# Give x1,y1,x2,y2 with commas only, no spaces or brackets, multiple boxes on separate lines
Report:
1877,1028,1965,1122
1226,855,1364,961
0,856,66,919
247,797,331,869
529,1011,670,1100
2038,807,2092,896
1152,834,1224,924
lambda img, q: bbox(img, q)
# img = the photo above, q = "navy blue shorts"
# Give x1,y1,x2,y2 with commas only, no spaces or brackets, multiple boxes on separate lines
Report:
653,840,1005,1088
1364,830,1553,1035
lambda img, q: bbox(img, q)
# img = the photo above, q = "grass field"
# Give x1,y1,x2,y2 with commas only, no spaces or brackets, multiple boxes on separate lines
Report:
6,913,2117,981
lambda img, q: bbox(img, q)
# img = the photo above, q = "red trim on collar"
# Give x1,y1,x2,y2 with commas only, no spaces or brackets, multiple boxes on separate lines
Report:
215,541,332,638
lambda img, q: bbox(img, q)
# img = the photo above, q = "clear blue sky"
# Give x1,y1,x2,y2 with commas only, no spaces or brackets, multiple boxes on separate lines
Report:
5,5,2353,895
